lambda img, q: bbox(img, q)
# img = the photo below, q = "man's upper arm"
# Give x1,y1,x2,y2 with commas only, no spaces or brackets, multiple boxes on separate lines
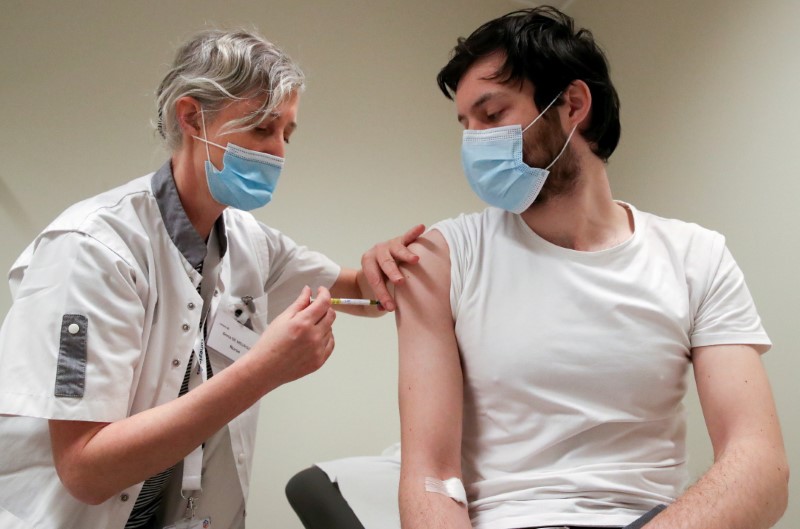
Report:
395,229,463,476
692,344,785,459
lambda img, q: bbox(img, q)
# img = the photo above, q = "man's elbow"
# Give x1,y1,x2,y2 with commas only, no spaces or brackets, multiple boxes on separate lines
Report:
772,459,790,519
758,450,790,525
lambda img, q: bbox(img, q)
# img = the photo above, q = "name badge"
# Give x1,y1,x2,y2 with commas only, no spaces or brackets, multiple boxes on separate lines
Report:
206,310,260,362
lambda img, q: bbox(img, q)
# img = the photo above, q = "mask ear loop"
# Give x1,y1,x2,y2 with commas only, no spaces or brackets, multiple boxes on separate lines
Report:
522,90,564,134
545,123,579,171
194,110,228,156
200,110,212,162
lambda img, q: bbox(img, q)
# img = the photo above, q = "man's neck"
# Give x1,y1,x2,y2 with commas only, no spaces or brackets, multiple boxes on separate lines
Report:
519,161,633,252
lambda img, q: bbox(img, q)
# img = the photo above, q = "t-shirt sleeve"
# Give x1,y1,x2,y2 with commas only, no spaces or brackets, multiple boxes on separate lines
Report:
431,213,479,321
0,231,145,422
259,223,341,321
690,236,771,352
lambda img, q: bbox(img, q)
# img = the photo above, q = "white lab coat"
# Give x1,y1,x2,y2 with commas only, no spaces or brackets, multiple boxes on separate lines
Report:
0,165,339,529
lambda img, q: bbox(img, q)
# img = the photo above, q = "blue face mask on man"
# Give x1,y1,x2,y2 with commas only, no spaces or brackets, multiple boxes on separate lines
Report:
193,111,283,211
461,92,577,214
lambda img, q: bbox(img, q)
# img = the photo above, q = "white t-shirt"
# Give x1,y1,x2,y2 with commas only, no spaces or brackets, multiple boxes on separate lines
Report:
0,163,340,529
431,204,770,529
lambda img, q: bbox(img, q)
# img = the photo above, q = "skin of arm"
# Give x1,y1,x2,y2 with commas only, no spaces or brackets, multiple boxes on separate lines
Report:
644,344,789,528
395,229,473,529
49,286,335,505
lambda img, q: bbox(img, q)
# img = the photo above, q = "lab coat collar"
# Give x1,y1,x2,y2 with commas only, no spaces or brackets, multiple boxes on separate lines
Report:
151,160,228,269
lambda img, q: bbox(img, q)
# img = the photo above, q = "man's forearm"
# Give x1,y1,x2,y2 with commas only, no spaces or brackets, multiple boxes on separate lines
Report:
646,437,788,529
399,474,473,529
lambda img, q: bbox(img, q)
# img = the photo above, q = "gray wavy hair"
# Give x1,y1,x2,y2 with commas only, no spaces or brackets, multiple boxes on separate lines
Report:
156,29,305,150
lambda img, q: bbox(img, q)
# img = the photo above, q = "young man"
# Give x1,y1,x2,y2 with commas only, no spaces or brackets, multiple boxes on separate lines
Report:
396,6,788,529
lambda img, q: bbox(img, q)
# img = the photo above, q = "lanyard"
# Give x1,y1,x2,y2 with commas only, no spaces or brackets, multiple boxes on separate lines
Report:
182,227,222,494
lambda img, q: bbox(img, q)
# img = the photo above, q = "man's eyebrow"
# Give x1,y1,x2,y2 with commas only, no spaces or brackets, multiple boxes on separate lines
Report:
457,92,502,124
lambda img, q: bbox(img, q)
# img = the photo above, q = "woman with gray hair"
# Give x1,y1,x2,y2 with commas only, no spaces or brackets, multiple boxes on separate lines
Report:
0,29,421,529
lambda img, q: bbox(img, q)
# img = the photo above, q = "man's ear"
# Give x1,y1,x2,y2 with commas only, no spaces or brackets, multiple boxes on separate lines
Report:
175,96,204,138
563,80,592,130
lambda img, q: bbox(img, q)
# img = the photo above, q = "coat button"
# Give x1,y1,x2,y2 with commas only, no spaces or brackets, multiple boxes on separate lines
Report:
172,359,181,367
68,323,80,334
182,323,190,331
187,302,195,310
120,493,129,502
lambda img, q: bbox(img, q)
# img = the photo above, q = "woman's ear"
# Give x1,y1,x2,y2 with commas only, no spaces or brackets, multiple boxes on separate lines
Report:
175,96,204,138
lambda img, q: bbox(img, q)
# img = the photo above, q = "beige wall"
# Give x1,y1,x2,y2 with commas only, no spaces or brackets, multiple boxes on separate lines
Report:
0,1,795,528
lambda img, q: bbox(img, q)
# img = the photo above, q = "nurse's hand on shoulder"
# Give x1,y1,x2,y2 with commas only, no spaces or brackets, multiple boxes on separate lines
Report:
362,224,425,311
254,286,336,387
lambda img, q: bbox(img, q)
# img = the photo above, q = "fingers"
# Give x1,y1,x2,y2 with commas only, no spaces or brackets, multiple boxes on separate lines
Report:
360,224,425,312
323,322,335,356
314,307,336,368
400,223,426,246
375,231,422,283
362,251,394,308
370,271,396,312
287,285,313,315
378,256,405,285
389,224,425,267
308,293,336,370
389,246,420,266
320,300,337,327
301,287,334,324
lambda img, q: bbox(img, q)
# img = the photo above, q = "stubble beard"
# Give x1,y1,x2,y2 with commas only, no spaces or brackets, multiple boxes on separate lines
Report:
523,114,581,208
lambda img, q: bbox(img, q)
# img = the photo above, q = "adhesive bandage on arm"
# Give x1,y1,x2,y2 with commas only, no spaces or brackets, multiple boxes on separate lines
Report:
424,477,467,505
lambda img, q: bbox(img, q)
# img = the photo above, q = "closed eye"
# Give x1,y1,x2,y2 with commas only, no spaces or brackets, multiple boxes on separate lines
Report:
486,109,505,123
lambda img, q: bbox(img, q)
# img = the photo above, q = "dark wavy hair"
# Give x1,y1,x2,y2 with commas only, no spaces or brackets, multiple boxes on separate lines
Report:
436,6,620,161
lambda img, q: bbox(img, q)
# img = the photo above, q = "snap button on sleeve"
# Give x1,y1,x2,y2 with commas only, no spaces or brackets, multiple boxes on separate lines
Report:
67,323,80,335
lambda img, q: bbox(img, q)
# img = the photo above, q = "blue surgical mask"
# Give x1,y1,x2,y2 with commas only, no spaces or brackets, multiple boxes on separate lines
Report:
461,93,577,214
193,112,283,211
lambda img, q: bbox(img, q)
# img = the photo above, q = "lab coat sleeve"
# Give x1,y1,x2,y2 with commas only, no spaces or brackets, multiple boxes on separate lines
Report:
0,230,146,422
257,222,340,322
